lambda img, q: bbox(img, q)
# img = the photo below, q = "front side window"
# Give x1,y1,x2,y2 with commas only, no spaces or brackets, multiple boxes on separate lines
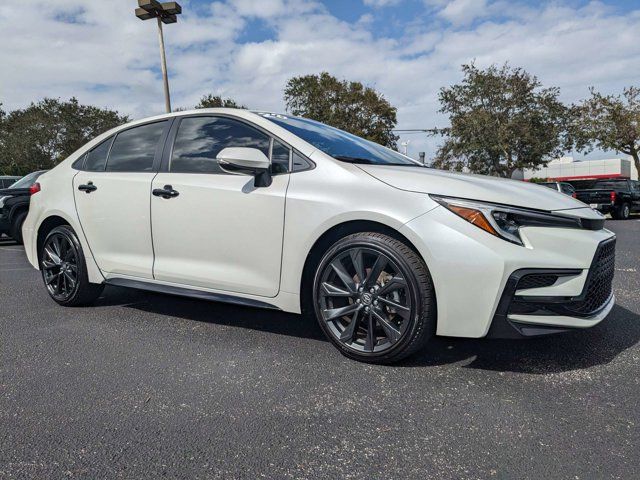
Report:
271,139,290,174
260,113,419,167
106,121,167,172
171,116,270,174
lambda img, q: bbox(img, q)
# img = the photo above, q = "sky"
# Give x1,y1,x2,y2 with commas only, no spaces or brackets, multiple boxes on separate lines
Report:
0,0,639,159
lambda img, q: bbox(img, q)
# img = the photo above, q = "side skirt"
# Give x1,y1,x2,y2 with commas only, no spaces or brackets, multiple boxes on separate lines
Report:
104,277,281,311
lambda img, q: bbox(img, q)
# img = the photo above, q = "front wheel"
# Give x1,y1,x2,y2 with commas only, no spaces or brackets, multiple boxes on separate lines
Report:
40,225,104,306
312,232,436,364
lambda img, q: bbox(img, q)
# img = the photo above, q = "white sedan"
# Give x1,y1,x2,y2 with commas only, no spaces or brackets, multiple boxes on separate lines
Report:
22,109,616,363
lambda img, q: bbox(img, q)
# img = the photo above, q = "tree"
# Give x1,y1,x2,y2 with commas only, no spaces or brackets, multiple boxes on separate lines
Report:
284,72,399,149
431,63,570,178
571,87,640,180
0,98,128,175
195,94,245,109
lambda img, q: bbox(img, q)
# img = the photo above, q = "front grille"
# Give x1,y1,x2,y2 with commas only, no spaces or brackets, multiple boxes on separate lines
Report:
566,238,616,315
517,274,558,290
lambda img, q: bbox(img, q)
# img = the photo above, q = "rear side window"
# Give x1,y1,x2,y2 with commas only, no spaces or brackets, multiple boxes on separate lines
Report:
170,116,270,174
106,121,167,172
84,138,113,171
592,180,627,190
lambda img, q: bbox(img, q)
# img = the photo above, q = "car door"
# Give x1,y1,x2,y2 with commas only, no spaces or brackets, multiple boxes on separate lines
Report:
73,120,170,279
150,115,290,297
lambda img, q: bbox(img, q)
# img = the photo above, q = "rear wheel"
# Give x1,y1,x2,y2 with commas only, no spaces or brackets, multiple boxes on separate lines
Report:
312,232,436,364
619,203,631,220
40,225,104,306
9,211,27,245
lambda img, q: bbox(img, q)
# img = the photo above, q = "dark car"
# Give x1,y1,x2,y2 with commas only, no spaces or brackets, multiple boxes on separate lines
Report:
0,170,47,243
575,179,640,220
538,181,576,197
0,176,21,189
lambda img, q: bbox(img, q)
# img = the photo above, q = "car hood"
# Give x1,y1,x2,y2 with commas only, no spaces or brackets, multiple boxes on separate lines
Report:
358,165,591,213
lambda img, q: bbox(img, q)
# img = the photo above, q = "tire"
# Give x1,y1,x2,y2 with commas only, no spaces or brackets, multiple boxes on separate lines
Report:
618,203,631,220
9,211,27,245
312,232,436,364
40,225,104,306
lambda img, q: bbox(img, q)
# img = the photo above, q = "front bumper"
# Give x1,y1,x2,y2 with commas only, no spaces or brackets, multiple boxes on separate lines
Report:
486,237,616,338
400,205,616,338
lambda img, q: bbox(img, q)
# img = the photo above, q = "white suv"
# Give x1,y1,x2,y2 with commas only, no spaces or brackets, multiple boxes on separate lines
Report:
23,109,615,363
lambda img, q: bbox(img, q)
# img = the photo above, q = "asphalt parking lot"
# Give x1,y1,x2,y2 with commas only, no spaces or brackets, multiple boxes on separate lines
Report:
1,220,639,479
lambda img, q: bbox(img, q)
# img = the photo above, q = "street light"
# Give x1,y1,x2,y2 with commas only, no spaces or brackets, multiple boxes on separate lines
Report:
135,0,182,113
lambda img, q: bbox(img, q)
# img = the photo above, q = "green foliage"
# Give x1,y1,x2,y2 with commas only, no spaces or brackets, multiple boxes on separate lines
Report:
195,94,245,109
284,72,399,149
571,87,640,180
431,63,571,178
0,98,128,176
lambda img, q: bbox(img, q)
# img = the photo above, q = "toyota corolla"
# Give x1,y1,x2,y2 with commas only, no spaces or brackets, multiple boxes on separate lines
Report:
22,109,615,363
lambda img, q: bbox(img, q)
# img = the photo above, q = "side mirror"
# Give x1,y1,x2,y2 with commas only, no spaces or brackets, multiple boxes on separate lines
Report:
217,147,272,187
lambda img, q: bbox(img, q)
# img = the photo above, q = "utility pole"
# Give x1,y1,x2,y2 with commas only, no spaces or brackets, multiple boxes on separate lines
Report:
135,1,182,113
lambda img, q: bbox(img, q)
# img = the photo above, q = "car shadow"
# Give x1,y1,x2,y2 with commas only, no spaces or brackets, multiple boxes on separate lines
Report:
101,285,640,374
404,304,640,373
96,285,326,341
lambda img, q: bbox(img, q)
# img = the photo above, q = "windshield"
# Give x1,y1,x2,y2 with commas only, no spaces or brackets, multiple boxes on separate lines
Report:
9,171,44,189
259,113,419,166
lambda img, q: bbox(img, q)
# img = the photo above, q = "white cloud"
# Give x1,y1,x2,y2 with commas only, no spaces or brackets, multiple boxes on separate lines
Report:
1,0,639,160
438,0,489,26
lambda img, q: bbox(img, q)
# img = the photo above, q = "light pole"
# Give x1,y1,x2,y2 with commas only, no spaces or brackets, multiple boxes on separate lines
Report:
135,0,182,113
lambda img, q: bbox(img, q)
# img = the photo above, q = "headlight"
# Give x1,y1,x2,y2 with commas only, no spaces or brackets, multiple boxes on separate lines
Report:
430,195,583,246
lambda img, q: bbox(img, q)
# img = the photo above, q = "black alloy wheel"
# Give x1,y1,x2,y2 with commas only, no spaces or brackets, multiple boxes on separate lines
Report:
42,230,80,301
313,232,435,363
40,225,104,306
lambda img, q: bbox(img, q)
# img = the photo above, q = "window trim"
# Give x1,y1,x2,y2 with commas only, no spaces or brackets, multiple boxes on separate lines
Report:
159,113,314,175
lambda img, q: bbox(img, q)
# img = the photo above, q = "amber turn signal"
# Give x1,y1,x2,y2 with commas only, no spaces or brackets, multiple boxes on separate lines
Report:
448,205,498,237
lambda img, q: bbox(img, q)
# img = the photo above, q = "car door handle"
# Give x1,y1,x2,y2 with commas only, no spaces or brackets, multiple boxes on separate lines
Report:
152,185,179,199
78,182,97,193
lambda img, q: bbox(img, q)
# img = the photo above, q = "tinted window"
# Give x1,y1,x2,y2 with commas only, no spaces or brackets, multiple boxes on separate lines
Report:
271,140,290,174
592,180,628,190
171,117,270,174
85,138,113,171
560,183,574,194
292,151,313,172
261,113,418,167
106,121,166,172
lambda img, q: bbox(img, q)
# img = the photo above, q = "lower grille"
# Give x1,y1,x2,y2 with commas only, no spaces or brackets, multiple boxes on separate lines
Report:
517,274,558,290
565,238,616,315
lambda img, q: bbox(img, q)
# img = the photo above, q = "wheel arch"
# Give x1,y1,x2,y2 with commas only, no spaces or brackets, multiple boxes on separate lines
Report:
299,219,435,314
36,215,72,266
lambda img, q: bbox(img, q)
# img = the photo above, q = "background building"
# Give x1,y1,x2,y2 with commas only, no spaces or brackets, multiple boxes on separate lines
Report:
523,156,638,182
